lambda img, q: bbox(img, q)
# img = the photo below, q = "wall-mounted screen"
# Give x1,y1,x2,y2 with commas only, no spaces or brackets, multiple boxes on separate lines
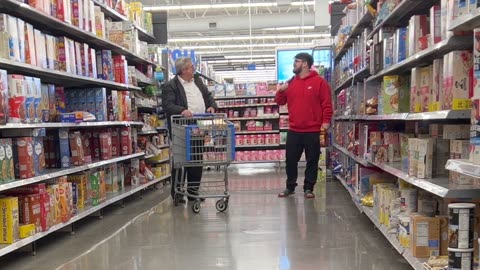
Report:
276,48,331,82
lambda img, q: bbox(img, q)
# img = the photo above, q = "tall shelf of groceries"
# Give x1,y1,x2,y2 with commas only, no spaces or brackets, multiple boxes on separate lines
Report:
0,0,171,256
332,0,480,269
211,82,289,164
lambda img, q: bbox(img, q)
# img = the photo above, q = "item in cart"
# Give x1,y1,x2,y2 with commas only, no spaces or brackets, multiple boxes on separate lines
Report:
448,203,475,249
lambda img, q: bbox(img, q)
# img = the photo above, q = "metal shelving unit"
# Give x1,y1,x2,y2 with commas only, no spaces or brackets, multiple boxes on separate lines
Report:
334,67,370,93
214,95,275,100
0,0,156,68
449,10,480,32
332,143,371,167
145,157,170,164
0,58,141,91
0,121,143,130
367,35,472,82
446,159,480,178
0,174,170,257
236,144,281,149
229,115,279,121
235,130,279,135
333,110,470,121
334,11,374,62
0,153,144,192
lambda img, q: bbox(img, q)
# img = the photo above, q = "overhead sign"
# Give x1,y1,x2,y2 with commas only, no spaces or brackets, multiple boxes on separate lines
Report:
247,63,256,70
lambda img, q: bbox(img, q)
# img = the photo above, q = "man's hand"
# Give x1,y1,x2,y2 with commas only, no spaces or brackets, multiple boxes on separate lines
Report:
206,107,216,113
277,83,289,92
181,110,193,117
321,123,330,131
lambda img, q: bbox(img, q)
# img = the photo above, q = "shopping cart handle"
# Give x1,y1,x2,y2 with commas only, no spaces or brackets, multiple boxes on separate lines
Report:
193,113,216,117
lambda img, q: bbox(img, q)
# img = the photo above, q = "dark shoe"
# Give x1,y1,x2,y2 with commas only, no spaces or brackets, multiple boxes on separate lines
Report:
304,190,315,199
278,189,295,197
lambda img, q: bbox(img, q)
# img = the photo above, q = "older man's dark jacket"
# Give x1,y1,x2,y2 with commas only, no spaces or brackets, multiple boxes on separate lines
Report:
162,75,217,123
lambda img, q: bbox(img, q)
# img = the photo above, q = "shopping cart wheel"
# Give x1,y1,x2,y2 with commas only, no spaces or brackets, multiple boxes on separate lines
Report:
192,201,201,213
216,199,228,212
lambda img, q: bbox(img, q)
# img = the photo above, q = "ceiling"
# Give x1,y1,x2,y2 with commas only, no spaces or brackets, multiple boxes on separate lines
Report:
142,0,333,81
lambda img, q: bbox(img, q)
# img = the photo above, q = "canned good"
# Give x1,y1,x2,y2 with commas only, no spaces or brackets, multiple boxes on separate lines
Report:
448,203,475,249
448,248,473,270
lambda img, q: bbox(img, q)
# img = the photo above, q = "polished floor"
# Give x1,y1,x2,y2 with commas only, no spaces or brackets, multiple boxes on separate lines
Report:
0,165,411,270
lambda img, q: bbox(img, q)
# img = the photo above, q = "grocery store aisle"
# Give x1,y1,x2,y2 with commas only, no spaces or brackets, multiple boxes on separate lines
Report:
1,165,410,270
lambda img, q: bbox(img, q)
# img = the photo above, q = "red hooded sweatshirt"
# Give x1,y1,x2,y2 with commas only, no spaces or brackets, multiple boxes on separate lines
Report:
275,70,333,133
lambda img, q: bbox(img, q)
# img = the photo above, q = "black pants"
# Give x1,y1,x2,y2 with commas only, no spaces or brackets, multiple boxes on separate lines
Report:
285,130,321,192
171,167,203,199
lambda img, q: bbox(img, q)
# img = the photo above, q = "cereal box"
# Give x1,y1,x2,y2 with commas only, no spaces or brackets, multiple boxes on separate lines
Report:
111,128,120,157
431,59,443,112
90,171,101,206
120,127,132,156
0,197,19,244
32,77,42,123
25,23,36,66
47,185,61,225
32,136,45,175
8,74,27,123
0,69,8,125
58,128,70,168
94,88,107,121
67,173,87,209
475,28,480,98
56,181,72,223
1,139,14,183
113,55,128,84
69,131,84,166
18,194,41,233
419,66,433,112
98,170,106,201
411,68,421,113
34,29,47,69
99,131,112,160
57,37,70,73
24,77,35,124
382,76,400,114
13,137,34,179
443,51,473,110
19,224,35,239
38,191,49,232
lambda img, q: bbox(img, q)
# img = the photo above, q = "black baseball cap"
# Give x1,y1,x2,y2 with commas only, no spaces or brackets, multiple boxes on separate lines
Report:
294,53,314,68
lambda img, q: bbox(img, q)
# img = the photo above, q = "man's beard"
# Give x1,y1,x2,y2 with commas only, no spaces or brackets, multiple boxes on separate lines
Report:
293,66,301,74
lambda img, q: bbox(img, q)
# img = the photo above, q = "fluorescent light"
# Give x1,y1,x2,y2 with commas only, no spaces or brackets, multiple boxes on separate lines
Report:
196,49,275,55
207,59,274,64
224,54,276,59
169,33,330,42
261,26,315,31
144,1,314,11
181,42,314,49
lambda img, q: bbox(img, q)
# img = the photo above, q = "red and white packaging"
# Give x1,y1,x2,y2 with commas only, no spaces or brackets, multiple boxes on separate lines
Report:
120,127,132,156
258,134,265,145
14,137,34,179
7,74,27,123
250,135,257,145
111,128,120,157
430,6,441,45
69,131,85,166
99,131,112,160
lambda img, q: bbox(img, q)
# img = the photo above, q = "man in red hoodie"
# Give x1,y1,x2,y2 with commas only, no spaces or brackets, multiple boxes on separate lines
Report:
276,53,333,199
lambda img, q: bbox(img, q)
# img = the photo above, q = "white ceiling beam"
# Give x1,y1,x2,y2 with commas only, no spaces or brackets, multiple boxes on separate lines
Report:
144,1,314,11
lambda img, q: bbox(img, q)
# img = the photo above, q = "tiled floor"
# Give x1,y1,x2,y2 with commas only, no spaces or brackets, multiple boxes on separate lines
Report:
0,165,410,270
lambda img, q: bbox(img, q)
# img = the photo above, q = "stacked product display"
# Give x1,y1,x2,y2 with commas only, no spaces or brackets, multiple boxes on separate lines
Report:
0,0,171,257
212,82,285,163
333,0,480,269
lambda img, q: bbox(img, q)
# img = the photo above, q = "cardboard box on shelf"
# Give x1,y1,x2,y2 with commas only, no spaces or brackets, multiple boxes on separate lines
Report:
431,59,444,112
0,197,19,244
13,137,34,179
411,68,421,113
443,51,473,110
411,215,440,258
417,138,434,179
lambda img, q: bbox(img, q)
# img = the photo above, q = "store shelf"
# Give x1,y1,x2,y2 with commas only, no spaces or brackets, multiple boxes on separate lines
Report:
335,11,374,62
0,174,169,257
0,58,141,91
0,0,156,68
449,10,480,32
335,174,363,213
218,103,277,109
0,153,145,192
367,35,472,81
228,115,279,121
402,249,427,270
138,130,159,135
367,0,437,40
332,143,371,167
362,207,406,255
146,157,170,164
231,160,282,164
334,111,469,121
0,121,143,130
446,159,480,177
236,144,280,149
156,127,169,131
406,110,471,120
334,67,370,92
214,95,275,100
280,127,289,131
91,0,155,43
235,130,280,135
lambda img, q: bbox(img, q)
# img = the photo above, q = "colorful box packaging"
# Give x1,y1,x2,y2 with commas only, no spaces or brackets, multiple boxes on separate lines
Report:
13,137,34,179
58,128,70,168
8,74,27,123
94,88,107,121
0,69,8,125
443,51,473,110
19,224,35,239
419,66,433,113
25,23,36,66
18,194,41,233
382,76,400,114
411,68,421,113
69,131,84,166
33,135,45,175
34,29,47,69
120,127,132,156
0,197,19,244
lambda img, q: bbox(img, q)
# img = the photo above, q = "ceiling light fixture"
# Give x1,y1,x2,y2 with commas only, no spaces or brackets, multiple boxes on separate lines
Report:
181,42,314,49
144,1,314,11
169,33,330,42
195,49,275,55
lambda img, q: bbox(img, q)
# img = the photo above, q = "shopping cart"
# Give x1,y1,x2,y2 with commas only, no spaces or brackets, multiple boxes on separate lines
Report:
170,113,235,213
